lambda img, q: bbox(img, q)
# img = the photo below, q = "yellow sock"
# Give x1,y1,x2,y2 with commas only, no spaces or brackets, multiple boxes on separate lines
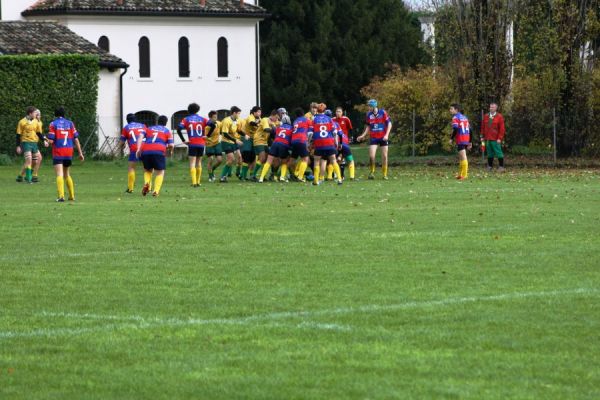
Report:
154,175,164,194
196,166,202,184
259,162,271,181
280,164,288,180
326,164,334,180
314,165,320,183
56,176,65,199
297,161,308,180
349,163,355,179
66,176,75,199
382,164,388,177
127,171,135,191
144,171,152,185
370,163,375,174
460,160,468,178
333,163,342,182
190,168,197,185
294,163,300,176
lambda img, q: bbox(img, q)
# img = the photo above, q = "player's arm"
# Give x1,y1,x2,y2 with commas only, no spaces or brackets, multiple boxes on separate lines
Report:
74,137,85,161
383,114,392,141
498,115,506,142
449,121,459,145
167,132,175,156
176,120,187,143
136,130,146,158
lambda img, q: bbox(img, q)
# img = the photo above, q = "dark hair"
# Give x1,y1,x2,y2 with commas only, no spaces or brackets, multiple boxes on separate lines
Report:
55,107,66,118
188,103,200,114
294,107,304,118
208,110,217,118
230,106,241,113
126,113,136,123
450,103,461,112
270,109,278,117
26,106,37,115
157,115,168,126
250,106,261,114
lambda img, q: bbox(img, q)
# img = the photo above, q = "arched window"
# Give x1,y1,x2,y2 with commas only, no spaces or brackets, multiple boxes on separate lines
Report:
178,37,190,78
134,110,159,127
98,36,110,52
171,110,188,132
138,36,151,78
217,37,228,78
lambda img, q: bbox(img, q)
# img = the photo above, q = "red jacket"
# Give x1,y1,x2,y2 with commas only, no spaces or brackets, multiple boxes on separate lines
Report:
481,113,505,141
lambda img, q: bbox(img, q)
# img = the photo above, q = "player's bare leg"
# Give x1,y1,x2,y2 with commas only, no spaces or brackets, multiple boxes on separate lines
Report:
22,151,33,183
220,152,235,182
368,145,377,179
381,145,389,180
32,151,42,182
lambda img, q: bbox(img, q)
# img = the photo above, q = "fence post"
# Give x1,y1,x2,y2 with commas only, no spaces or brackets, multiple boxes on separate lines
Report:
412,109,416,158
481,109,485,162
553,107,557,165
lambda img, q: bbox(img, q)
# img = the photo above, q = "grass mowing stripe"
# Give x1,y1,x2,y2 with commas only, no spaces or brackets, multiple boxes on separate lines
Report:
2,287,595,340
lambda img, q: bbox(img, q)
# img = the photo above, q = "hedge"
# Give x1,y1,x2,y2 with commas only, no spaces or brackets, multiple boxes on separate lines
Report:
0,54,99,156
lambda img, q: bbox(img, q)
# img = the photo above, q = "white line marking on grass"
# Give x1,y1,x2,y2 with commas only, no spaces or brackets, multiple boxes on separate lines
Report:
2,287,597,340
0,250,135,262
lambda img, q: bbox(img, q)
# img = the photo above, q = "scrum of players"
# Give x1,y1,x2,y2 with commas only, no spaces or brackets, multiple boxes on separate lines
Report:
115,99,394,198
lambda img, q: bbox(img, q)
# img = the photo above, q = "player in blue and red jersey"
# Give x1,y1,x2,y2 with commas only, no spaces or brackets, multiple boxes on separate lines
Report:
357,99,392,180
177,103,210,187
449,103,472,180
258,116,293,183
120,113,147,193
311,103,342,185
290,108,313,182
47,107,84,202
136,115,174,197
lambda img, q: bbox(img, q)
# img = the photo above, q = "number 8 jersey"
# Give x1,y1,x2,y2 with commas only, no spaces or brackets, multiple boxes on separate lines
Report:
48,117,79,160
312,114,337,150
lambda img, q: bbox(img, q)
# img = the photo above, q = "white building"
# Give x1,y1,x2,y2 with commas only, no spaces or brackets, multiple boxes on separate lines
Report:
1,0,268,149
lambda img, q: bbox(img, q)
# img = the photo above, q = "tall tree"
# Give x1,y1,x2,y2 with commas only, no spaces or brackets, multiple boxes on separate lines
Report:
259,0,427,114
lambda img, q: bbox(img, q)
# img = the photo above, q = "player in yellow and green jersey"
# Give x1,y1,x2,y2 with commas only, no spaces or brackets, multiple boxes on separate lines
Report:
16,106,48,183
305,102,318,121
219,106,243,182
205,111,223,182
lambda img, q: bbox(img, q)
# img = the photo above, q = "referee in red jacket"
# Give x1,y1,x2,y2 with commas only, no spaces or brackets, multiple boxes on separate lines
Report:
481,102,506,171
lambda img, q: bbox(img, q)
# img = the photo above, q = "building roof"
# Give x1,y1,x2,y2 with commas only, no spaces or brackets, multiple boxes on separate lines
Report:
0,21,128,69
22,0,269,19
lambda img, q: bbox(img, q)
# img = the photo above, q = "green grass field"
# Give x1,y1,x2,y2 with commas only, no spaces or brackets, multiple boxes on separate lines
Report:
1,159,599,399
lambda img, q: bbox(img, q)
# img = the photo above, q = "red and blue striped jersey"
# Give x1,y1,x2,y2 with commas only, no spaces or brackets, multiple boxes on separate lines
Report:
366,109,391,139
48,117,79,159
335,122,350,146
312,114,337,150
120,122,146,153
141,126,173,155
292,116,313,144
179,114,208,147
273,123,293,146
452,113,471,145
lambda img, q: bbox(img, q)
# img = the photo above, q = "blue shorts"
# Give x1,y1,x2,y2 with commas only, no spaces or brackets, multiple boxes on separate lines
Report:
53,158,72,167
188,146,205,158
291,142,309,158
314,148,336,158
269,143,290,159
128,153,139,162
142,154,166,171
370,138,389,147
457,145,469,152
340,145,352,158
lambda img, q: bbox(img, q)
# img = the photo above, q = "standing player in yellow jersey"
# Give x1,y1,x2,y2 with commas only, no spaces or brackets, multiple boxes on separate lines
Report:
16,106,48,183
219,106,243,182
305,102,318,121
205,111,223,182
247,107,275,180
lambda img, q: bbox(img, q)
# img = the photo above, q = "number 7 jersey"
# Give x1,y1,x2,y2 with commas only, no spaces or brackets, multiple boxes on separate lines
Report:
48,117,79,160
